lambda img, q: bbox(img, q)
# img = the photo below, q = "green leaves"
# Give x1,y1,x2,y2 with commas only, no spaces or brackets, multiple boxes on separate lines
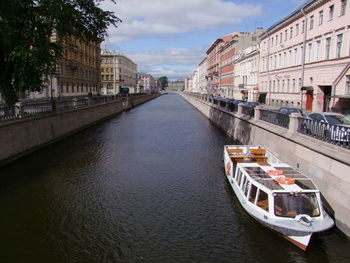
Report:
0,0,121,105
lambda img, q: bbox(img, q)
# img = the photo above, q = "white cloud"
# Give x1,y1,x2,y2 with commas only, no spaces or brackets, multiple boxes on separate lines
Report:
125,47,205,80
128,47,206,67
101,0,262,42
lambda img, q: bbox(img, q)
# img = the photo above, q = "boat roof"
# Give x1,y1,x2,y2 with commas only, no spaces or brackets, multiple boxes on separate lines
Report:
239,162,318,192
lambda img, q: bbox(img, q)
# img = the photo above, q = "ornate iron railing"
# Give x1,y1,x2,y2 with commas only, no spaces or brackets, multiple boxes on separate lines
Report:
241,105,255,118
0,93,148,123
227,102,238,113
260,109,289,129
298,117,350,149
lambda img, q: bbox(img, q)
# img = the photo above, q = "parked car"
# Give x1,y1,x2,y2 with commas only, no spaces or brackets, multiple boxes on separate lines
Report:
245,101,261,108
277,107,308,117
302,112,350,143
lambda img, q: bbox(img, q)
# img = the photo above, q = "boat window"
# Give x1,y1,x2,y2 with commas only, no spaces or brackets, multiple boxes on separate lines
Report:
241,176,247,190
238,172,244,187
236,170,242,183
256,190,269,212
249,184,258,203
274,193,320,218
244,182,251,197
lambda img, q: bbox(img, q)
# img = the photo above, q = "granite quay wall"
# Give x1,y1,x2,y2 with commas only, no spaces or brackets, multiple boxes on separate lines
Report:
0,93,159,166
181,92,350,237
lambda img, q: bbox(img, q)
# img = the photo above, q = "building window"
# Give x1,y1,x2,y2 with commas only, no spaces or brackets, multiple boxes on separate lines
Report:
285,29,288,41
271,37,274,47
296,24,299,35
290,27,293,38
302,20,305,33
341,0,347,16
294,48,298,65
280,32,283,43
310,15,314,29
275,35,278,44
329,5,334,20
287,79,290,92
308,43,312,62
289,50,292,66
279,54,282,68
346,75,350,94
292,79,296,91
316,40,321,61
336,34,343,58
300,46,303,64
319,10,323,25
325,37,331,59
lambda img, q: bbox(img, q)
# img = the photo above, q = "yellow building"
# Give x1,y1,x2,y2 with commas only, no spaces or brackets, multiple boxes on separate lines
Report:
100,51,137,94
54,35,101,97
28,33,101,99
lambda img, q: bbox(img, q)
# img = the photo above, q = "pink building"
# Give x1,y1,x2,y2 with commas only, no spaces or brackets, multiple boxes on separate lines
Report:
259,0,350,114
138,73,157,92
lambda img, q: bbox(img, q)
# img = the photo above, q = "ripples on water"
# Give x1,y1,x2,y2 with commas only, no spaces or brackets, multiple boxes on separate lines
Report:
0,94,349,263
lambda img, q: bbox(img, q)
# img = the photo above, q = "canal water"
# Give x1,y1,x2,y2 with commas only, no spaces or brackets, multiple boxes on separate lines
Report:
0,94,349,263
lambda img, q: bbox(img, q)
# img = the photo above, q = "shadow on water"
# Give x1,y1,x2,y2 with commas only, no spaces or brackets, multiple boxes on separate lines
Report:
0,94,349,263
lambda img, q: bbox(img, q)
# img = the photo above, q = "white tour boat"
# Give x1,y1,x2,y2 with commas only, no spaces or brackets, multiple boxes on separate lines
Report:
223,145,334,250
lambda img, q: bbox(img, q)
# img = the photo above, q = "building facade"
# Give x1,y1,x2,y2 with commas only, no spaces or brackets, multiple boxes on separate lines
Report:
100,51,137,95
218,29,263,98
168,80,184,91
138,73,157,93
259,0,350,113
31,34,101,99
198,57,208,94
234,45,260,101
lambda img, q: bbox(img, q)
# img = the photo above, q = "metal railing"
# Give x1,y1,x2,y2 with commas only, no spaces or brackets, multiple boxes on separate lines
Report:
185,92,350,150
227,102,238,113
298,117,350,149
260,109,290,129
241,105,255,118
0,105,18,121
0,93,150,123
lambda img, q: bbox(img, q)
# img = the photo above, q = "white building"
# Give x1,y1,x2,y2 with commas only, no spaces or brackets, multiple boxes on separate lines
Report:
198,57,208,94
234,45,260,101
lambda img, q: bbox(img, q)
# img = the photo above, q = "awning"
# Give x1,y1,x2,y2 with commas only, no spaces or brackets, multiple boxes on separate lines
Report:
301,86,314,91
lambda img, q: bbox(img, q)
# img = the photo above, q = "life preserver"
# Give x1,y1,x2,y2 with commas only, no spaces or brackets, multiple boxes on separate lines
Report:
267,170,283,176
226,162,231,175
274,176,295,185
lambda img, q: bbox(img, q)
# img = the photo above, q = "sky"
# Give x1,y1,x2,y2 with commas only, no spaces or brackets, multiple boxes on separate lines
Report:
100,0,306,80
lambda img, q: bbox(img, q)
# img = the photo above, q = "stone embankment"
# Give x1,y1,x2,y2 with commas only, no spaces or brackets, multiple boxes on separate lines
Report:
181,92,350,237
0,93,159,166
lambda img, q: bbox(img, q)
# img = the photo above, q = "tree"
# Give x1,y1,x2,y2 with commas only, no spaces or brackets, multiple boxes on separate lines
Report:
159,76,168,90
0,0,121,106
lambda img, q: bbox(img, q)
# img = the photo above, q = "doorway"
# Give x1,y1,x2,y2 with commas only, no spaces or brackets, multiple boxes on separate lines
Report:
305,91,313,111
319,86,332,112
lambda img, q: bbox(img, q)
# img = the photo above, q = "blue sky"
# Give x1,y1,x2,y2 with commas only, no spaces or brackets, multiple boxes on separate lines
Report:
101,0,306,80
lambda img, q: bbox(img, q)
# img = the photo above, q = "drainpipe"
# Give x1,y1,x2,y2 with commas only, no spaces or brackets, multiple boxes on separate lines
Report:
300,7,308,110
265,31,271,105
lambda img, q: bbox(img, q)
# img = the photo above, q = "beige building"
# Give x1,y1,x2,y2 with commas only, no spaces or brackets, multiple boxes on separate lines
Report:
168,80,184,91
100,51,137,95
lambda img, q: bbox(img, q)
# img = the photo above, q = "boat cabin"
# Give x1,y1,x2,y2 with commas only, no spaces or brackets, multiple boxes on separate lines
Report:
225,146,322,220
